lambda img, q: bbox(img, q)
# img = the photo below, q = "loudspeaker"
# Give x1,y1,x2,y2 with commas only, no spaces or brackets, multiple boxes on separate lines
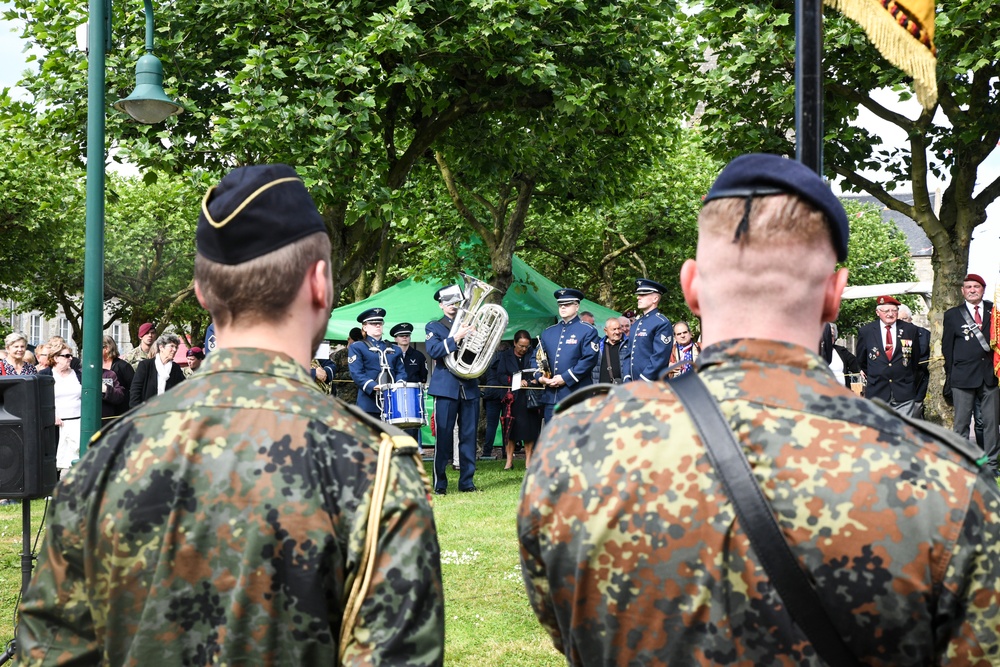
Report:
0,375,58,500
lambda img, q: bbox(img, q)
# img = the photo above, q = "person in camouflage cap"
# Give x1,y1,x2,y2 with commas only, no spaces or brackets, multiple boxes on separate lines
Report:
518,154,1000,665
17,164,444,666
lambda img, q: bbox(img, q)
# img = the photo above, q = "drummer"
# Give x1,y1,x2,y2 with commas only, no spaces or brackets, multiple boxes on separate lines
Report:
347,307,407,419
391,322,428,443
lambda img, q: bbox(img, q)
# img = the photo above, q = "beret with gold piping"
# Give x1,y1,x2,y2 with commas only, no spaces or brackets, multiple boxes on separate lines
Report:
197,164,325,265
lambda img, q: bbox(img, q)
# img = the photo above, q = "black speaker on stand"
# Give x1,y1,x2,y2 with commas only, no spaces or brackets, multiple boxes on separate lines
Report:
0,375,57,665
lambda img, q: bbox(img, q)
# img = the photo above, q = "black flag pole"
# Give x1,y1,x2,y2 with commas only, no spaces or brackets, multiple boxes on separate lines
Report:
796,0,824,175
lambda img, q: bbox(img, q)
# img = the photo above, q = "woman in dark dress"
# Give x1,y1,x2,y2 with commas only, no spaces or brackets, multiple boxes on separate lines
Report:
487,329,543,470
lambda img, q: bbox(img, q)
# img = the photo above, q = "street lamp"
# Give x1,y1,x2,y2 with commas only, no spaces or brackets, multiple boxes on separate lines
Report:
81,0,182,450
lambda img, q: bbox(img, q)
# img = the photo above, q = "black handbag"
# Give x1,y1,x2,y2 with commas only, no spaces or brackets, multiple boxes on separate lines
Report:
525,386,543,410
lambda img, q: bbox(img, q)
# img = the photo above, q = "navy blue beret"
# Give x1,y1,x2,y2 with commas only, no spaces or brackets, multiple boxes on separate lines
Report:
704,154,849,262
357,308,386,324
390,323,414,337
554,288,584,303
635,278,667,295
197,164,326,265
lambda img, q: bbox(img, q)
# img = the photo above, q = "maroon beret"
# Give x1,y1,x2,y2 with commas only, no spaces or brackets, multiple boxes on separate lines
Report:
876,295,901,307
964,273,986,288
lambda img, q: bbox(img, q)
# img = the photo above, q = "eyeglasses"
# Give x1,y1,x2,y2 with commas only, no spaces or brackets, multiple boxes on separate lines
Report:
57,353,73,359
37,353,49,358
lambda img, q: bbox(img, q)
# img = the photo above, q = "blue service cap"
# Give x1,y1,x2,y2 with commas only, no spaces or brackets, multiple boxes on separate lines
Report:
704,154,849,262
390,322,414,337
357,308,386,324
197,164,326,265
635,278,667,295
554,288,584,303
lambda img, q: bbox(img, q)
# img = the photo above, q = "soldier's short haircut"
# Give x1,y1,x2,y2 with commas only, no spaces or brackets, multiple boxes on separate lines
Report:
195,231,332,328
699,194,831,251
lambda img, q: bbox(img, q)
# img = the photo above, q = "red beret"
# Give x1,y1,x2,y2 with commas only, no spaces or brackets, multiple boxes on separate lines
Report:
876,295,901,306
964,273,986,288
138,322,154,338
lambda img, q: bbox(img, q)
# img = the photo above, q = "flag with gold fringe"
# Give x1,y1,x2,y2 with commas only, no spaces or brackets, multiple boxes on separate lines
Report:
993,285,1000,380
824,0,937,109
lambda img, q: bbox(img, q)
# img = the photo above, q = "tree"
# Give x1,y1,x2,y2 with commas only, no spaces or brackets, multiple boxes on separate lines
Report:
5,0,687,309
836,201,919,338
684,0,1000,420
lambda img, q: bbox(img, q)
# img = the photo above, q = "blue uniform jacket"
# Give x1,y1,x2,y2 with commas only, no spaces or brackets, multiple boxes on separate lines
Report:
402,347,428,384
425,317,480,400
348,337,407,414
534,316,599,404
621,310,673,381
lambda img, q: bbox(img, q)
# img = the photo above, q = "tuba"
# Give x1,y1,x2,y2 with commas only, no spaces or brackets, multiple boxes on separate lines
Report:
444,273,509,379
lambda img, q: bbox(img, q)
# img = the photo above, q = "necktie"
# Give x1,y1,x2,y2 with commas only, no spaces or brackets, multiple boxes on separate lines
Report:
975,305,982,327
885,325,893,358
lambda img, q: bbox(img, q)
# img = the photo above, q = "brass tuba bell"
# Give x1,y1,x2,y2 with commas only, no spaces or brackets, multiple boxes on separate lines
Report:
444,273,509,379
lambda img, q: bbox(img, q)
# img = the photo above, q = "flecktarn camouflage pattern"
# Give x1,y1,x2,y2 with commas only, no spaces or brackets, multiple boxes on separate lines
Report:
17,348,444,666
519,339,1000,666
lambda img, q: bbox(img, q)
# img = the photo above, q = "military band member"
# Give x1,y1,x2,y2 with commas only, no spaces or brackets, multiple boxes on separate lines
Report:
855,295,925,416
17,163,444,666
391,321,427,443
535,288,599,422
425,285,480,494
620,278,673,382
348,308,407,419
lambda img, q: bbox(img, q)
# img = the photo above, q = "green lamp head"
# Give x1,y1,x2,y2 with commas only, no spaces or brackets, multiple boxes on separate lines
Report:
113,53,183,124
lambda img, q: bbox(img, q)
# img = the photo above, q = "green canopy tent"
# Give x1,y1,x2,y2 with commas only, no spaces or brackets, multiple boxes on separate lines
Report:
325,256,621,342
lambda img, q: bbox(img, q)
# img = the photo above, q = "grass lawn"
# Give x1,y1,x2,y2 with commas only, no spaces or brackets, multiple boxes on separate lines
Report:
0,461,563,666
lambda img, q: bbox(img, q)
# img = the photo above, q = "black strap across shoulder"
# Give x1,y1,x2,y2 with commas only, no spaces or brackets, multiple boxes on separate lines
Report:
668,372,862,667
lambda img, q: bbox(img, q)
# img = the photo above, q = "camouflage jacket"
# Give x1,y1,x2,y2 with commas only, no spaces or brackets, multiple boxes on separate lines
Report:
519,339,1000,666
18,348,444,666
123,345,151,369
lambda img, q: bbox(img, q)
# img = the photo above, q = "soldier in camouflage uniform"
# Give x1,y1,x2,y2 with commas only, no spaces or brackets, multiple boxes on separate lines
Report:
123,321,156,368
18,164,444,666
518,154,1000,666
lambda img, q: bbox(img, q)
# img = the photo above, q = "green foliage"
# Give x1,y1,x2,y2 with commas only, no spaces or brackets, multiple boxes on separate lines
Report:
836,200,918,338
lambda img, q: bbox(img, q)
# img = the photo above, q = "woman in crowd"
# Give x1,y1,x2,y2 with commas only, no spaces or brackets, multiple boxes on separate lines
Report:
487,329,543,470
1,332,37,375
130,332,185,408
33,344,50,370
39,342,83,475
103,335,135,416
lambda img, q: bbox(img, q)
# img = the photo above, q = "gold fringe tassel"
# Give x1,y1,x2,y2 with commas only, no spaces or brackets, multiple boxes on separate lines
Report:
824,0,937,109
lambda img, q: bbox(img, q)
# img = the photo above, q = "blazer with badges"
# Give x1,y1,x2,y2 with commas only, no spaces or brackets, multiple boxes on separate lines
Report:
942,300,998,390
621,310,674,381
425,317,480,400
855,319,924,403
401,347,428,384
535,316,599,404
347,337,407,414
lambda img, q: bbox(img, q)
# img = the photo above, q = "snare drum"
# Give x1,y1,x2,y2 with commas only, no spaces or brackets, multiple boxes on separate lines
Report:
381,382,425,429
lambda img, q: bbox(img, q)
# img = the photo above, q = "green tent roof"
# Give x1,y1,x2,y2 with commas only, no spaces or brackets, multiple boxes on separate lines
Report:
326,256,620,342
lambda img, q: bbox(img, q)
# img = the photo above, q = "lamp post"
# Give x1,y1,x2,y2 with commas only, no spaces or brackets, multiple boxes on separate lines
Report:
81,0,182,451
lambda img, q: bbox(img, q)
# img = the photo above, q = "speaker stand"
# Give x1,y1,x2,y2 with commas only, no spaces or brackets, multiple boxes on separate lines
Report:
0,500,36,665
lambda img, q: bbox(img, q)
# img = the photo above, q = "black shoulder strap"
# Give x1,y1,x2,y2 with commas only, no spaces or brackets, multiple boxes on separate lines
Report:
668,372,862,667
958,306,992,353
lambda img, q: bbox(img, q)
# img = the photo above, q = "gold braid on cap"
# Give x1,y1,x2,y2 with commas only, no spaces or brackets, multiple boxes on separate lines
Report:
201,176,301,229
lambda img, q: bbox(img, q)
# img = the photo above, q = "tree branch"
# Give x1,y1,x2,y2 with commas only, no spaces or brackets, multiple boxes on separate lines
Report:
827,81,914,130
831,164,915,218
433,150,496,247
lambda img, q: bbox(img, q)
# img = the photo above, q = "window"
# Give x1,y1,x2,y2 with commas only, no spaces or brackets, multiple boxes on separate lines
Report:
111,323,124,347
30,314,43,345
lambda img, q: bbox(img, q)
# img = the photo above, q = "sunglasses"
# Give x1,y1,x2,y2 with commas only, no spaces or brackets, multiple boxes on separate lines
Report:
57,353,73,359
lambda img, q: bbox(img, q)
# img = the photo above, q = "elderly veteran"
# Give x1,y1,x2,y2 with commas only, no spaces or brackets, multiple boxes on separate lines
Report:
855,294,925,416
18,164,444,666
519,154,1000,665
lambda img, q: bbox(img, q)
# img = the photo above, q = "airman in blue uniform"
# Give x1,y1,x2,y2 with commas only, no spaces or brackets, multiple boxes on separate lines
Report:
391,322,427,444
535,288,600,421
348,307,407,418
425,285,480,494
621,278,674,382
